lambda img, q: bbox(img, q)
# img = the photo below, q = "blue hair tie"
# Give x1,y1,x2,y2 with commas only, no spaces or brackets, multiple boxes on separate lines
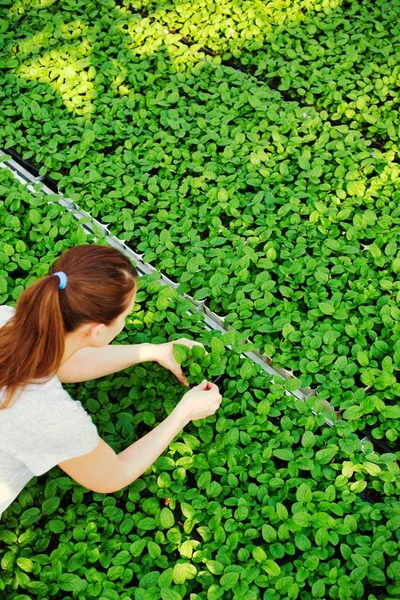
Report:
54,271,68,290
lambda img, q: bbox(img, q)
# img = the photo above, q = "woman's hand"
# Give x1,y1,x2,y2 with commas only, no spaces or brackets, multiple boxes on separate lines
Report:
151,338,205,386
176,380,222,423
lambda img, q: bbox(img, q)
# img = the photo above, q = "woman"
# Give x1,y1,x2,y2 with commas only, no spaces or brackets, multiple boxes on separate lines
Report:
0,245,222,517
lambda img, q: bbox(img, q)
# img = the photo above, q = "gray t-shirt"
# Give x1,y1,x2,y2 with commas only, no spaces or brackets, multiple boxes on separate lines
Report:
0,305,99,517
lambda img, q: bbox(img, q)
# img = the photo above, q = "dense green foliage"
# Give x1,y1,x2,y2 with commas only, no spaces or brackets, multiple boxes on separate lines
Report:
129,0,400,144
1,168,400,600
1,1,400,598
1,0,400,444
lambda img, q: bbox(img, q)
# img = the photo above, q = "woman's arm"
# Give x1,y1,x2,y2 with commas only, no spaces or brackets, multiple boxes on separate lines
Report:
57,344,155,383
58,381,222,493
57,338,203,385
58,407,188,493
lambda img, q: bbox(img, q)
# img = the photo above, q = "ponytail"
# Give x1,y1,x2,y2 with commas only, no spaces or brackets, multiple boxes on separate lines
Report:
0,245,137,408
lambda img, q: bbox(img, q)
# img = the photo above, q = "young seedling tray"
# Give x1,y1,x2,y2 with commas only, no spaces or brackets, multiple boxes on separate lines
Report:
1,149,391,451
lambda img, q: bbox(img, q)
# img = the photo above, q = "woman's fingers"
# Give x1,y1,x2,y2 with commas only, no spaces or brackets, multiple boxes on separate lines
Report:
208,382,221,395
171,365,189,386
176,338,205,349
196,379,209,391
196,380,221,399
175,338,207,355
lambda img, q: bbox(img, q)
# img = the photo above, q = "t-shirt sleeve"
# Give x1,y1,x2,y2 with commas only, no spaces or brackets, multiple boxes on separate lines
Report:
0,304,99,476
0,305,16,327
8,393,99,477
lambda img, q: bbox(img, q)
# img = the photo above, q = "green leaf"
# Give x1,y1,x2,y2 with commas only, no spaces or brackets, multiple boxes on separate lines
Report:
273,449,294,461
363,462,381,476
206,560,224,575
387,561,400,580
107,565,124,580
367,566,386,584
16,558,34,573
172,562,197,584
28,582,49,595
387,516,400,531
137,517,156,530
197,471,212,488
20,508,41,527
139,571,160,588
42,497,60,515
173,344,189,364
312,580,326,598
158,568,173,587
284,378,301,391
0,276,7,294
130,539,147,557
257,399,271,415
263,560,281,577
218,188,229,202
191,345,206,361
318,302,335,315
159,508,175,529
350,566,368,582
301,431,316,448
0,530,17,544
315,528,329,547
147,541,161,559
210,336,225,355
385,241,397,256
298,154,310,170
179,536,197,558
206,481,222,498
239,359,254,380
28,209,41,225
206,585,224,600
186,256,204,273
262,524,277,543
292,512,311,527
392,258,400,273
59,574,86,594
315,445,338,464
357,351,369,366
253,547,267,562
48,520,65,534
276,503,288,521
220,572,239,589
296,483,312,504
161,589,182,600
369,243,381,259
223,428,239,446
381,405,400,418
294,533,312,551
346,181,365,197
234,505,249,520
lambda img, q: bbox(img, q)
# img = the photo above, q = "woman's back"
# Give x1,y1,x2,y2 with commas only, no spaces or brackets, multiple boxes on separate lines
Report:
0,244,221,516
0,305,98,517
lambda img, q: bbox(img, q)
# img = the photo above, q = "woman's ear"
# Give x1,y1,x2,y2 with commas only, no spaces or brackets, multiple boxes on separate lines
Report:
89,323,106,345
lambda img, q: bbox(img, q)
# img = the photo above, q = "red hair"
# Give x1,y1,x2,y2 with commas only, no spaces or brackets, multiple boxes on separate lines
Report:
0,245,137,408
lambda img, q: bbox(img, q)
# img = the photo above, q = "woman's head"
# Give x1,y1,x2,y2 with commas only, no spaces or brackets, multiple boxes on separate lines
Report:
48,244,137,344
0,245,138,408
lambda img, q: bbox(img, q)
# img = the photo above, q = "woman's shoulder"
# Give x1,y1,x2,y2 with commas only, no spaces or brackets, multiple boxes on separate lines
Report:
3,378,94,431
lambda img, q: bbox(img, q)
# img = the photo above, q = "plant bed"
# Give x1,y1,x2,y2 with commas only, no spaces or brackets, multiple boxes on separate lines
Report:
1,2,400,597
4,147,39,178
360,428,399,455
